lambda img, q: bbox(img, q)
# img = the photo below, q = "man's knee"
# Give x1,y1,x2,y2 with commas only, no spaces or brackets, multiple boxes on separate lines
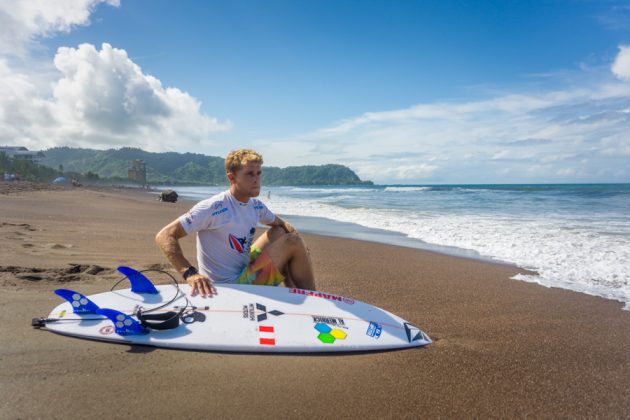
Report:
267,225,287,242
285,232,310,252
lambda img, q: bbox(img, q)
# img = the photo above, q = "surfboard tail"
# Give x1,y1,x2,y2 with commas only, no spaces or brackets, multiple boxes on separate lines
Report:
54,289,100,314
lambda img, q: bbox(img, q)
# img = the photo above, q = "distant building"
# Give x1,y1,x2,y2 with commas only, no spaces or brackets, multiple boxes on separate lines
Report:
0,146,44,161
128,159,147,185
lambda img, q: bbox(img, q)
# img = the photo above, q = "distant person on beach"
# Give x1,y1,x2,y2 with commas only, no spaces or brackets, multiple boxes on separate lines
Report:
156,149,315,297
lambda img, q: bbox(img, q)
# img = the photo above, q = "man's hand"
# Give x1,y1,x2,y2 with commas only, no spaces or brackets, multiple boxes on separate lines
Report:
187,273,216,297
282,220,296,233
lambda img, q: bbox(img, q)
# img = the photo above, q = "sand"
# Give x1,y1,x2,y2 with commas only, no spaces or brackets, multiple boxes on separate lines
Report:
1,184,629,418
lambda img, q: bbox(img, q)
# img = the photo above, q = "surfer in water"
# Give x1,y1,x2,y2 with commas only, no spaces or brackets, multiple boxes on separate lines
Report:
156,149,316,297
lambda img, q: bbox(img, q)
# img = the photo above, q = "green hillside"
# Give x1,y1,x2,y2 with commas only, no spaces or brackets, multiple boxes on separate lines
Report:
39,147,372,186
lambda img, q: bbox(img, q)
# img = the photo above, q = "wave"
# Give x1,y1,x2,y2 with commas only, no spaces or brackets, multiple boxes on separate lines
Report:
288,187,378,193
268,196,630,309
384,186,432,192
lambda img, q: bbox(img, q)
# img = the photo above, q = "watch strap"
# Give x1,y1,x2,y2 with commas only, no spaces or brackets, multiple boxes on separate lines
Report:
182,266,198,280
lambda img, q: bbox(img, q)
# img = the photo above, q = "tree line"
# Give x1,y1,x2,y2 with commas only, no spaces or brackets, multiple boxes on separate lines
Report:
36,147,372,186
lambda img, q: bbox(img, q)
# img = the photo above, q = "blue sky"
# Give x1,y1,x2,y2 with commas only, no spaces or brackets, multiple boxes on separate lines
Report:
1,0,630,183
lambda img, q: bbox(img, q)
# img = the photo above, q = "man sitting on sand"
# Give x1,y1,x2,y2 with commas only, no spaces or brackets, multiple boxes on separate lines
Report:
156,149,316,296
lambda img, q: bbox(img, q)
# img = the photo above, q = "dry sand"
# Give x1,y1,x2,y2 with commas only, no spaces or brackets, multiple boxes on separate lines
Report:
1,184,629,418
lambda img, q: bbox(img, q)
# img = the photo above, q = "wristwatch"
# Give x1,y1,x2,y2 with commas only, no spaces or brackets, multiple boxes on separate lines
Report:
182,266,198,280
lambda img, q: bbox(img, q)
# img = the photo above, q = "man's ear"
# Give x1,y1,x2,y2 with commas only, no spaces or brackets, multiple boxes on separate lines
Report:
227,171,234,183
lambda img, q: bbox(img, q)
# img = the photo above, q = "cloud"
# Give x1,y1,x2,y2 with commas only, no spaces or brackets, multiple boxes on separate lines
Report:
0,1,231,152
267,68,630,183
612,45,630,80
0,0,120,56
504,138,552,147
597,4,630,31
351,161,439,181
0,43,231,151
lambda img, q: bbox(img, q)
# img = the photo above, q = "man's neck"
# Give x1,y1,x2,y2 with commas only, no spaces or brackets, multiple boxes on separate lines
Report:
229,186,250,203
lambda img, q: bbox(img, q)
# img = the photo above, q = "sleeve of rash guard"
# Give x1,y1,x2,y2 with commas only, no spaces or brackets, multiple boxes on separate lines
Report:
256,200,276,225
179,200,215,234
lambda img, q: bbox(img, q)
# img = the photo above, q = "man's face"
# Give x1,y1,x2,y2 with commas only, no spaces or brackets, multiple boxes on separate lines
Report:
230,161,262,198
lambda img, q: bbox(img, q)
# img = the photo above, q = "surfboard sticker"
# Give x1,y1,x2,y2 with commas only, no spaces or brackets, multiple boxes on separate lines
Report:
289,288,355,305
255,303,284,322
366,321,382,339
314,322,348,344
403,322,426,343
258,325,276,346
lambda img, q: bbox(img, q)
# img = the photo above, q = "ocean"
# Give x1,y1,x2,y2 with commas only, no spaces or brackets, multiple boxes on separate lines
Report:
167,184,630,310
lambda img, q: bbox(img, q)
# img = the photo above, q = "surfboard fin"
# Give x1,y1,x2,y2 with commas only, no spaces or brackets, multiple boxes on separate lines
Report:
117,266,159,294
96,308,148,335
54,289,100,314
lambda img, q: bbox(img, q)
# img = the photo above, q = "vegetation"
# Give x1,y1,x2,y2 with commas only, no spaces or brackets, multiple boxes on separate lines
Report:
1,152,62,182
38,147,372,186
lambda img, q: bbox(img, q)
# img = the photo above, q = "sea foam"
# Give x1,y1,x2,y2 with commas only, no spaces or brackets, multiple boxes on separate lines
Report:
267,192,630,309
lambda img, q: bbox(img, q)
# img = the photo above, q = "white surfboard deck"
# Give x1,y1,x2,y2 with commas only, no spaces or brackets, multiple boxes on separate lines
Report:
44,284,431,353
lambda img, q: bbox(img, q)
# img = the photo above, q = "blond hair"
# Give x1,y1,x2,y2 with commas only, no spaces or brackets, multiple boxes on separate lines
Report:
225,149,263,173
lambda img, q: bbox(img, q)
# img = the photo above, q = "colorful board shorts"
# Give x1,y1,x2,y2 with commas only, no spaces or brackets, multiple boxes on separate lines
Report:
237,246,285,286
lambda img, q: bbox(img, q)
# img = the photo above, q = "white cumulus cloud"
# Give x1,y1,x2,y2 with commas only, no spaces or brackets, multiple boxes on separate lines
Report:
0,0,120,56
0,1,231,152
612,45,630,81
0,43,231,151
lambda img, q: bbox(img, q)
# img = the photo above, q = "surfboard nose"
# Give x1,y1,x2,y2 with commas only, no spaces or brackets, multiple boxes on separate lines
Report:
403,322,432,346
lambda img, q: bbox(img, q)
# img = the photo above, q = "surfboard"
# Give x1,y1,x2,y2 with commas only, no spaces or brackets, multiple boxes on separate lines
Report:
36,267,431,353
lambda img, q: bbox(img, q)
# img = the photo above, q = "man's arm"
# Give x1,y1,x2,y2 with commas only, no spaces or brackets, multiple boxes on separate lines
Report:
155,219,215,297
267,216,296,233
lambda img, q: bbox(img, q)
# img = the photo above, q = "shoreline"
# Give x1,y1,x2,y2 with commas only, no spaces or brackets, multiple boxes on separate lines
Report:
2,184,630,417
155,184,523,267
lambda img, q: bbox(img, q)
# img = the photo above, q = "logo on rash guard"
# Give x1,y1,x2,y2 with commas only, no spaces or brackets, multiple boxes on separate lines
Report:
228,234,247,253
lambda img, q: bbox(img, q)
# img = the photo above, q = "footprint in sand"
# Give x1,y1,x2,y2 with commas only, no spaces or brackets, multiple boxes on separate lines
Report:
1,222,37,231
24,243,76,257
0,264,111,285
44,243,74,250
45,243,65,249
2,223,37,241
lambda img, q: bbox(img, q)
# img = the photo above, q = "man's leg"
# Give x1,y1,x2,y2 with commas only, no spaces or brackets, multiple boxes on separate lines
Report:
251,226,286,252
251,226,296,287
253,227,315,290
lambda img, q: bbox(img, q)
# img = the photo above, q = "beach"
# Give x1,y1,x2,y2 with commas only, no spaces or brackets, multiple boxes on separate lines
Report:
1,184,630,418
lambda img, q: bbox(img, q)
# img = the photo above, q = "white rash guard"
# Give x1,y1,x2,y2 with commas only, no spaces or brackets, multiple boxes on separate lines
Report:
179,190,276,283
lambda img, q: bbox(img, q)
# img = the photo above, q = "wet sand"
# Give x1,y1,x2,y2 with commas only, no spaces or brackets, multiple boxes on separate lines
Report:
1,184,629,418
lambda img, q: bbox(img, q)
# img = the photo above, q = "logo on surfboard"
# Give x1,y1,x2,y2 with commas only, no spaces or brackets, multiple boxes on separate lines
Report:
243,303,284,322
314,322,348,344
403,322,425,343
366,321,382,339
258,325,276,346
312,315,346,328
288,288,355,304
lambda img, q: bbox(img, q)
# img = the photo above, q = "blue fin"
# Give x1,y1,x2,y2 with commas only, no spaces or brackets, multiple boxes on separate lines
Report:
54,289,100,314
117,266,159,294
96,308,148,335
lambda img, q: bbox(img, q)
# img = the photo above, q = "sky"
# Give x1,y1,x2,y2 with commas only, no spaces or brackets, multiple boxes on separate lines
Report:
1,0,630,184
